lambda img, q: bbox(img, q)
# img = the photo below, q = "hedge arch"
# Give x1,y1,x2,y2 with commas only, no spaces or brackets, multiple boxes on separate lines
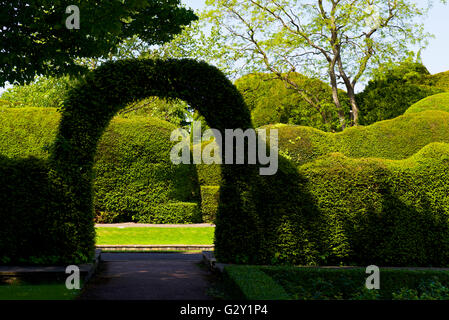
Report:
49,59,261,263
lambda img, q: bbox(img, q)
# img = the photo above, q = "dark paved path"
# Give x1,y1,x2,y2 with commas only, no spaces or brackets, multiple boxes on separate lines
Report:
79,253,213,300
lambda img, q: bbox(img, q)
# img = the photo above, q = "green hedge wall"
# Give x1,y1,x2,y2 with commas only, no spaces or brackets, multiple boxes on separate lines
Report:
200,186,220,223
0,155,94,264
297,143,449,266
133,202,201,224
225,143,449,267
93,115,200,223
0,107,200,224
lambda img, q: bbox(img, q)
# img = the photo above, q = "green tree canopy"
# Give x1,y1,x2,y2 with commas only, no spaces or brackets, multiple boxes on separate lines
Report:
162,0,444,128
235,72,350,131
0,0,196,85
356,59,443,125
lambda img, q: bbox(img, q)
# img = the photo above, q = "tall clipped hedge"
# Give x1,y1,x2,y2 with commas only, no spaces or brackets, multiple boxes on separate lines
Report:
196,112,449,266
295,143,449,266
0,107,200,224
93,115,200,223
219,143,449,267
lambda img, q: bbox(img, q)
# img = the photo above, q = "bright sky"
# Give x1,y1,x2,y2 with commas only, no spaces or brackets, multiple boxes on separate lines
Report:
1,1,447,95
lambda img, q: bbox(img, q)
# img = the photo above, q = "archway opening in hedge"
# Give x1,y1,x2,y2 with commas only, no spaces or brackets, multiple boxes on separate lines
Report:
49,59,259,263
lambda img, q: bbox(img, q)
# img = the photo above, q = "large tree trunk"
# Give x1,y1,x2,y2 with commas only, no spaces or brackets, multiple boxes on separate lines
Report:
328,69,346,130
346,85,360,125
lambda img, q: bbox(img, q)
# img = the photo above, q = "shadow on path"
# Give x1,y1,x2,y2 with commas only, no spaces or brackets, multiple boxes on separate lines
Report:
78,253,212,300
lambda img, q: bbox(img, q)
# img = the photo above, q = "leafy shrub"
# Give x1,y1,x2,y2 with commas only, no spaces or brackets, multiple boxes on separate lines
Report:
425,70,449,92
0,76,75,109
392,280,449,300
405,92,449,114
356,61,442,125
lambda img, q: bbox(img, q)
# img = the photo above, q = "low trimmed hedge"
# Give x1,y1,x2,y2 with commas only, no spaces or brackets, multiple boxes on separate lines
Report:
224,265,290,300
226,265,449,300
132,202,201,224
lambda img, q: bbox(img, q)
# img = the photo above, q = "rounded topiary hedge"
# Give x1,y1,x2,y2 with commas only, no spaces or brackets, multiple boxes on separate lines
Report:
296,143,449,266
263,110,449,166
194,113,449,266
405,93,449,115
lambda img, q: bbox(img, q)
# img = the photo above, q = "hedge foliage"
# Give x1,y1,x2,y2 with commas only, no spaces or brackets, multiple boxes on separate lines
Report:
427,71,449,91
198,112,449,266
200,186,220,223
1,58,256,264
405,92,449,115
51,59,252,264
263,110,449,166
219,142,449,267
296,143,449,266
0,156,89,264
224,265,449,300
2,59,449,267
258,266,449,300
92,115,199,223
0,107,200,224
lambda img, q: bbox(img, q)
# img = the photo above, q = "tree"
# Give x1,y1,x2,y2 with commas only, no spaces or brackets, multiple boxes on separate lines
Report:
191,0,438,127
235,72,350,130
356,59,442,124
1,76,75,108
0,0,196,85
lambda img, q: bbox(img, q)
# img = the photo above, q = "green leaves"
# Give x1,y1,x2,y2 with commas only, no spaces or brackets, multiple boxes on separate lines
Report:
0,0,197,85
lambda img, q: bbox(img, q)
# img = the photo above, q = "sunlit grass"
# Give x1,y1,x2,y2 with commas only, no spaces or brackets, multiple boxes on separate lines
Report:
96,227,215,245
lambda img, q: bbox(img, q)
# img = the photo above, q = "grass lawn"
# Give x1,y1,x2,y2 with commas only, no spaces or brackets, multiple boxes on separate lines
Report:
0,282,79,300
95,227,215,245
224,265,449,300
